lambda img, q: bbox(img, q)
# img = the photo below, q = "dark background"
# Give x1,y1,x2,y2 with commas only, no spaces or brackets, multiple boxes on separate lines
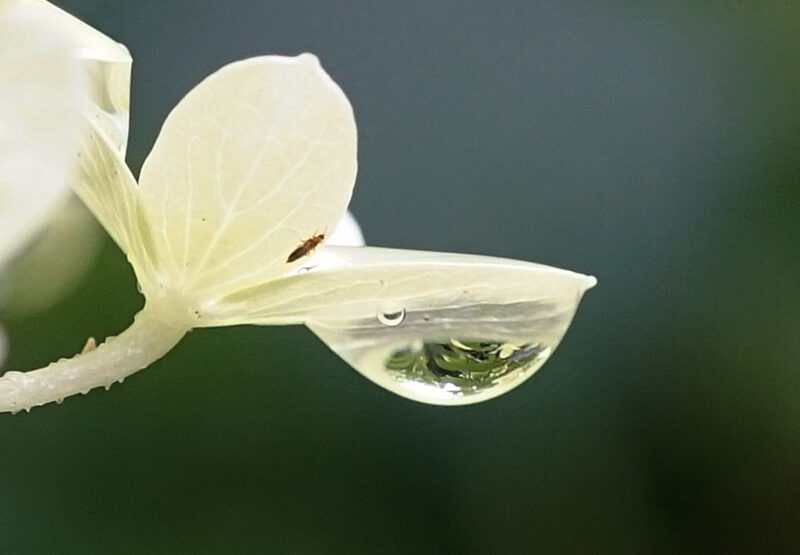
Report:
2,1,800,553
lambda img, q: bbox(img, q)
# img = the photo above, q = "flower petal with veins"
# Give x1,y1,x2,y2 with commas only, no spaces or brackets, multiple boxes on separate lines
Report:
66,30,136,259
137,54,358,301
207,247,595,325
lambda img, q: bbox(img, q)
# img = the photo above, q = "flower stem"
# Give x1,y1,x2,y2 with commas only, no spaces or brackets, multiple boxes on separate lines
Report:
0,301,191,413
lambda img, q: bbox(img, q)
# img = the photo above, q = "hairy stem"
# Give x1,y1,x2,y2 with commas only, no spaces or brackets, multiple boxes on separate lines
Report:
0,300,191,413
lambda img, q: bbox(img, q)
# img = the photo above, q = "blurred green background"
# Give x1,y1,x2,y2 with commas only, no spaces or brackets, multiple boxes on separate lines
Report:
2,1,800,553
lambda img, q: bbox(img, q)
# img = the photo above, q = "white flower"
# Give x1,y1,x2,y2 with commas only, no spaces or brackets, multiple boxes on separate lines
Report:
0,3,595,413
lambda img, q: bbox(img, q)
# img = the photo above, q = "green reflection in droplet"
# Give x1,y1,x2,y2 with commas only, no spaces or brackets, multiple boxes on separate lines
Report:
386,339,547,393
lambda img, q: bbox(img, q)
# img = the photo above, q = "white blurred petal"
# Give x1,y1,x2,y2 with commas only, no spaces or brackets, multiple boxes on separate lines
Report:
328,211,364,247
137,54,357,300
0,0,85,266
200,246,595,405
0,0,132,270
22,0,132,150
1,196,102,315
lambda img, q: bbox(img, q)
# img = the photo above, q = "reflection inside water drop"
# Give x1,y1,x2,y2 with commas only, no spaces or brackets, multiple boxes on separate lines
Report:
308,300,575,405
386,339,549,393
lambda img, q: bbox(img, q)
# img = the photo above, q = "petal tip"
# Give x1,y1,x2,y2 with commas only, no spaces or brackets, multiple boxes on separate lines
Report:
296,52,320,67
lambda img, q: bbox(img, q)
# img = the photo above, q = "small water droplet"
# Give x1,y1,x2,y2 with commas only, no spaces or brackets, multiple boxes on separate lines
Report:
136,282,143,294
377,304,405,327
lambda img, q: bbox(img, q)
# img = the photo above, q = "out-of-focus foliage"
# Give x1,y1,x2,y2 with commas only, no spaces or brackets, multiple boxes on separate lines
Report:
1,1,798,553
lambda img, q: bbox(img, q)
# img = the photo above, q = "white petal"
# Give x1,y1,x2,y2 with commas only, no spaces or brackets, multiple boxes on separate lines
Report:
0,0,85,265
329,211,365,247
0,0,134,270
1,196,102,315
202,246,596,405
137,54,357,301
26,0,133,153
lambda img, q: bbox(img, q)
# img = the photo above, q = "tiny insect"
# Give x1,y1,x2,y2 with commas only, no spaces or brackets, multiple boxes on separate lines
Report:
286,232,325,263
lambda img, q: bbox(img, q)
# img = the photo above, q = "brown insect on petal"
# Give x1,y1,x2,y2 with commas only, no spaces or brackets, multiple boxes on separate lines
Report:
286,232,325,263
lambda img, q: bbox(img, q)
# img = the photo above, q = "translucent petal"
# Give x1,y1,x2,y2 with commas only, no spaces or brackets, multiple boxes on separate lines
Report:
69,54,138,262
203,246,596,405
72,119,153,282
46,1,137,258
137,54,357,301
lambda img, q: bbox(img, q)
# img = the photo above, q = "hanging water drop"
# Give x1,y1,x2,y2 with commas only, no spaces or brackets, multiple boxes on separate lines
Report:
308,298,575,405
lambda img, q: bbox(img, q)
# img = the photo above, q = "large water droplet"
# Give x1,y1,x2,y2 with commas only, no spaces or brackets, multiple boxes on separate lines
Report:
308,299,578,405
